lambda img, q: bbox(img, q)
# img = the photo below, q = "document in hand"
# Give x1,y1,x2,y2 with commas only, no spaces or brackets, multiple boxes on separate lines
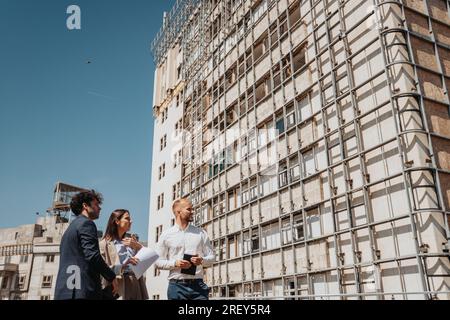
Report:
129,247,159,279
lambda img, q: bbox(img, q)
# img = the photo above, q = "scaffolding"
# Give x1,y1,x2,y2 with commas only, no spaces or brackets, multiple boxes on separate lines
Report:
149,0,450,300
47,182,88,219
151,0,203,67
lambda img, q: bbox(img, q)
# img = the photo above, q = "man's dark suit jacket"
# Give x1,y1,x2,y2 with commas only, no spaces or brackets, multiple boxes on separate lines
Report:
54,215,116,300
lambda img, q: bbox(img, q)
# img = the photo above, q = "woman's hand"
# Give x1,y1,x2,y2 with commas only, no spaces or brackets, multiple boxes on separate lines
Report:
124,256,140,266
122,237,143,251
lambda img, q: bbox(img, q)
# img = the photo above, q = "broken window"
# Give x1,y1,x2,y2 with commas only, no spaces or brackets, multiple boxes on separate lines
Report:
293,45,306,73
293,213,304,241
251,228,260,252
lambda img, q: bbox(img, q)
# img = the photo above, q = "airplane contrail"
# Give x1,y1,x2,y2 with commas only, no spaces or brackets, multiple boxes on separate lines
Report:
87,91,115,101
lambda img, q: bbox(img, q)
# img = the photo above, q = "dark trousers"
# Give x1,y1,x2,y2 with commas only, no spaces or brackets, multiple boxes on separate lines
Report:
167,279,209,300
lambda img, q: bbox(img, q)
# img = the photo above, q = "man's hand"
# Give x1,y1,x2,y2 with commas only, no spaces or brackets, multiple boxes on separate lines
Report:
111,278,119,296
176,260,192,269
190,256,203,266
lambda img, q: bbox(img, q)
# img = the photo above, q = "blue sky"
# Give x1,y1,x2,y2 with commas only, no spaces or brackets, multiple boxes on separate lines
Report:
0,0,175,240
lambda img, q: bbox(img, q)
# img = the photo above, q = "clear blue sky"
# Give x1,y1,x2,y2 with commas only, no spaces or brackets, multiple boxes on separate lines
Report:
0,0,175,240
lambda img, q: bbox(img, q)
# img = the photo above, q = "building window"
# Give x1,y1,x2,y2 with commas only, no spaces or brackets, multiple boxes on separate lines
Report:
251,231,259,253
161,108,168,124
303,148,316,177
261,223,280,251
18,275,26,290
241,136,248,157
172,184,177,201
155,225,163,243
172,182,180,201
278,163,288,188
175,121,179,136
248,131,257,153
281,218,292,245
40,295,51,300
46,254,55,263
243,232,251,255
160,134,167,151
292,45,306,73
177,65,182,80
242,189,249,204
157,193,165,210
41,276,53,288
175,119,183,136
173,149,182,168
250,185,258,201
289,156,301,182
158,163,166,180
276,116,285,135
282,56,291,79
173,150,178,168
20,255,28,264
293,214,304,241
252,0,268,23
219,239,226,260
286,104,296,128
1,276,9,289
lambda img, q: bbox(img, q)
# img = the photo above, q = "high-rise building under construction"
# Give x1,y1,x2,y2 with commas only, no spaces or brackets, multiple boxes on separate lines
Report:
147,0,450,300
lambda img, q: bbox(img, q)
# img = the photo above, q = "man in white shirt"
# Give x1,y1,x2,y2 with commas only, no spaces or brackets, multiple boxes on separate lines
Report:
155,198,215,300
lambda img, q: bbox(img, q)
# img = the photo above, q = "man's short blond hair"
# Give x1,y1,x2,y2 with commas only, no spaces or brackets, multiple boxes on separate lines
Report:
172,197,190,214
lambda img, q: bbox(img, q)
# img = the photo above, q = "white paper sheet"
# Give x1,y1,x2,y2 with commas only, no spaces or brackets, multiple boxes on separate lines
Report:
129,247,159,279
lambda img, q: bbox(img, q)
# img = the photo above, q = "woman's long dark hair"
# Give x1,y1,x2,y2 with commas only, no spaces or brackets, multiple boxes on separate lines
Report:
103,209,129,241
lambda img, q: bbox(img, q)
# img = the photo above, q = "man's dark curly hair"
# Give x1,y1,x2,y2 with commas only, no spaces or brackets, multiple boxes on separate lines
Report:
70,190,103,216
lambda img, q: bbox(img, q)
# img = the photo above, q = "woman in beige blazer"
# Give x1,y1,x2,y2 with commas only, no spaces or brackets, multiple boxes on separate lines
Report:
99,209,149,300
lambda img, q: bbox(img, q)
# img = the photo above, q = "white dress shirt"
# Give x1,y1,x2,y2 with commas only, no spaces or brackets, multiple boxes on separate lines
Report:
155,223,215,280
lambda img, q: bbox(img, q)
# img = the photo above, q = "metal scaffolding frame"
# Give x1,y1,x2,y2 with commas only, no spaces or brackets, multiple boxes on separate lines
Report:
151,0,203,66
149,0,450,300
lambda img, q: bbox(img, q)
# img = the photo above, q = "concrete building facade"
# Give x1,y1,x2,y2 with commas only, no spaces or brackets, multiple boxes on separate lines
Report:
0,182,88,300
0,215,69,300
147,0,450,299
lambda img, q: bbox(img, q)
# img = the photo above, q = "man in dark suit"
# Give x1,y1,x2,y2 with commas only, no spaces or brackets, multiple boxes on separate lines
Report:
55,190,118,300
